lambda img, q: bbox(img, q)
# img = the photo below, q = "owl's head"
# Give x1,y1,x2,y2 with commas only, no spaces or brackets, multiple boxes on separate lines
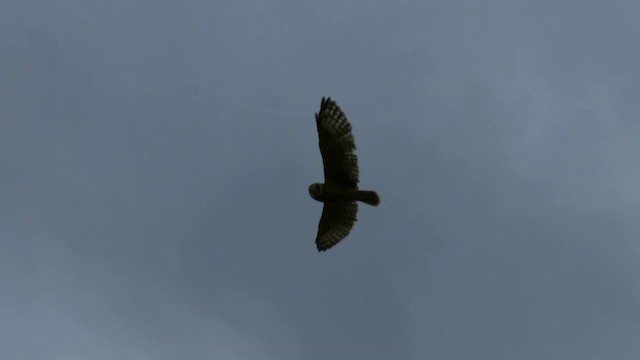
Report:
308,183,324,201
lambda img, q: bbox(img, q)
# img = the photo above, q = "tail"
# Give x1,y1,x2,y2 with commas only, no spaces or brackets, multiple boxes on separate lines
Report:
356,190,381,206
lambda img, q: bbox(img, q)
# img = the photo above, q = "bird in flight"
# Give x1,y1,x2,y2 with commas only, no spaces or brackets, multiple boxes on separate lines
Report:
309,97,380,251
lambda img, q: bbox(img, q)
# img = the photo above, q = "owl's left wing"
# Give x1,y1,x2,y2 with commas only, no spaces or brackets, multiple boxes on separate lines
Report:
315,97,359,187
315,201,358,251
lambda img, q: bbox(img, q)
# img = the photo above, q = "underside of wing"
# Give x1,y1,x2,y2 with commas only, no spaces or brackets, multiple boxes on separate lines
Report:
315,97,359,187
315,201,358,251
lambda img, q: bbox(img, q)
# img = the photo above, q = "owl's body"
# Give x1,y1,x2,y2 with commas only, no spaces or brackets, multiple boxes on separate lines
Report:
309,183,380,205
310,97,380,252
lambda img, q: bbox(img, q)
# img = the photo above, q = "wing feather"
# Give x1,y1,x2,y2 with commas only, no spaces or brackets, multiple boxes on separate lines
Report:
315,97,359,187
315,201,358,251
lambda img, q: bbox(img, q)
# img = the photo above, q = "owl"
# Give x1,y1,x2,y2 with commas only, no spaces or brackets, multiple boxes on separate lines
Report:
309,97,380,251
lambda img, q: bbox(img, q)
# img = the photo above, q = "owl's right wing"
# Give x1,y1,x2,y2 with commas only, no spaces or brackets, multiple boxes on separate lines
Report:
315,201,358,251
315,97,359,187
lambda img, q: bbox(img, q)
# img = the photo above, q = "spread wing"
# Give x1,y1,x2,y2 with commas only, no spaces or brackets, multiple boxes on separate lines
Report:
316,201,358,251
315,97,359,187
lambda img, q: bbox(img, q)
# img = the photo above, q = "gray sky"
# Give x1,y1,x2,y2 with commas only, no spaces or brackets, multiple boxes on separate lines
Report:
2,0,639,359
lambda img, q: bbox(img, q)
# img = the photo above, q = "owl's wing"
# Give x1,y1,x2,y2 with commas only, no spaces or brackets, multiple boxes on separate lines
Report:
315,97,359,187
316,201,358,251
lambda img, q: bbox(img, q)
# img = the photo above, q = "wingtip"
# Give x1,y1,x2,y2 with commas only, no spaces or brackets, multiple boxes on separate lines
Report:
320,96,335,108
317,97,334,121
316,239,334,252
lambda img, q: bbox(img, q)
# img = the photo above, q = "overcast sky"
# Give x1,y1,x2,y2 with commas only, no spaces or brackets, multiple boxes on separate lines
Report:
2,0,640,359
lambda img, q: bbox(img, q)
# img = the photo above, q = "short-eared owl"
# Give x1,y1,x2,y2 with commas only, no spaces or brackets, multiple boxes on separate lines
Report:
309,97,380,252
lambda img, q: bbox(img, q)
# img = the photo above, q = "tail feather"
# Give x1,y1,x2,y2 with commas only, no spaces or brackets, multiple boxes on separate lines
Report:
357,190,380,206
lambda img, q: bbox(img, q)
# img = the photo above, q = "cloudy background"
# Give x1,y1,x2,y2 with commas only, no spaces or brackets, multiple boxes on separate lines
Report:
2,0,639,359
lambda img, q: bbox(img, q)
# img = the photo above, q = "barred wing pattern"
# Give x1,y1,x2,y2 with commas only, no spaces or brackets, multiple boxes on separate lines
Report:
313,97,363,251
316,201,358,251
315,97,359,187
